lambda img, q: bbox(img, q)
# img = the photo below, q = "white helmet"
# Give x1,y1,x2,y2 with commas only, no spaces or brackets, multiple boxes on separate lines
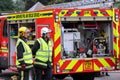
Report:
41,27,51,36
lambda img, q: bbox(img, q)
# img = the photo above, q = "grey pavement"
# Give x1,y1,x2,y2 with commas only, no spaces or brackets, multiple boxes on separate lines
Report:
64,70,120,80
0,70,120,80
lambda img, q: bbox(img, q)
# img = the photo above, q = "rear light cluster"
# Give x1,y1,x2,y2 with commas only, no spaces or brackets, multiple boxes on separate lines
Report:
55,13,59,22
100,66,115,71
115,9,119,22
115,13,119,22
116,59,120,69
56,63,60,73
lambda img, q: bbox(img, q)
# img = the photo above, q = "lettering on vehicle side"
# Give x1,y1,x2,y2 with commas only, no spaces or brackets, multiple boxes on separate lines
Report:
7,11,53,21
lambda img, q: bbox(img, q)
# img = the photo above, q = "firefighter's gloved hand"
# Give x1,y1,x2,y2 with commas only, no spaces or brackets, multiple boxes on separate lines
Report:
21,64,26,70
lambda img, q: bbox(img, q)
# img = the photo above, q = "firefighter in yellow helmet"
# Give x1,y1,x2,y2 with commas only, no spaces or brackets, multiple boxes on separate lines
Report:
16,26,34,80
32,27,53,80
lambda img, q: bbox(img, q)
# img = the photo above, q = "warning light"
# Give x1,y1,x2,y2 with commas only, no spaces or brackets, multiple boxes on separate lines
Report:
76,11,81,14
94,11,98,14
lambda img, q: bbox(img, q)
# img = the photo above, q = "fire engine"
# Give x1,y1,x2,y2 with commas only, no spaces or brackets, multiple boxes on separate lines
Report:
0,8,120,80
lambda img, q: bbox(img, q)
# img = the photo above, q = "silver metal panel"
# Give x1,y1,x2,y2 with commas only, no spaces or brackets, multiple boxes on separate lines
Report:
8,19,35,24
60,16,112,21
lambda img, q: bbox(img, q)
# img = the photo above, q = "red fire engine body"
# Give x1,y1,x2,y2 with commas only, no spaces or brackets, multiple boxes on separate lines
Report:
0,8,120,79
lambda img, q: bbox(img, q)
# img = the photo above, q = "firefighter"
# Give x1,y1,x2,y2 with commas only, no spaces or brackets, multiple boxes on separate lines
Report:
16,26,34,80
32,27,53,80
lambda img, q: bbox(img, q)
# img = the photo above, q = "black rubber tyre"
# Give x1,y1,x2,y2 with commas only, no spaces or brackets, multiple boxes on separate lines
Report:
71,73,95,80
0,69,2,73
54,74,68,80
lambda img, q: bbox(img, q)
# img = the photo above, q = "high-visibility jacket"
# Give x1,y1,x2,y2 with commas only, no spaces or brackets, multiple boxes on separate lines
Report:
34,38,53,67
16,38,33,69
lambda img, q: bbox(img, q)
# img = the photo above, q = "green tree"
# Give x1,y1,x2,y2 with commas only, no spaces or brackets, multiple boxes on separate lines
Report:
22,0,80,10
14,0,25,11
114,2,120,8
0,0,14,12
21,0,75,10
21,0,37,10
37,0,49,5
49,0,66,4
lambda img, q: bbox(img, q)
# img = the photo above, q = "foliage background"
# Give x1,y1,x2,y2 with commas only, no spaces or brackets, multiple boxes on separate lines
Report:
0,0,120,14
0,0,14,13
0,0,81,13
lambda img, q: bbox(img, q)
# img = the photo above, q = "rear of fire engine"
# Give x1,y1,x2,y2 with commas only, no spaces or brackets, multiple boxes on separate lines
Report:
52,8,120,80
0,8,120,80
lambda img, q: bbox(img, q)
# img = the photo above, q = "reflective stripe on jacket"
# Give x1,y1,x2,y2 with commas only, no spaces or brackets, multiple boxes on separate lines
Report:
16,38,33,68
34,38,53,66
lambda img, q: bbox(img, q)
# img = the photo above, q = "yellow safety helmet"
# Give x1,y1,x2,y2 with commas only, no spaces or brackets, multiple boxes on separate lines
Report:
18,26,29,37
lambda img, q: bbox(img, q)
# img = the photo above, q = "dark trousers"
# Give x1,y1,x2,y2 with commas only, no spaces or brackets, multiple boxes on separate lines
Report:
18,69,34,80
35,66,52,80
